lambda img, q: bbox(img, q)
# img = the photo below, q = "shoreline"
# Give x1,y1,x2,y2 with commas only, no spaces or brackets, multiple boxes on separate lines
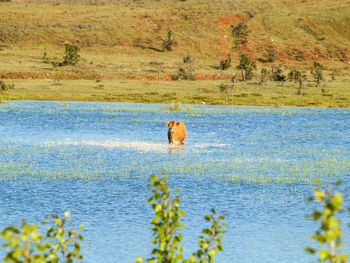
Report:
1,78,349,108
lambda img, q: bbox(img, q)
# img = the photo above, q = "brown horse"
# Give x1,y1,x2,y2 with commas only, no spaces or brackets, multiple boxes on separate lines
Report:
165,120,186,144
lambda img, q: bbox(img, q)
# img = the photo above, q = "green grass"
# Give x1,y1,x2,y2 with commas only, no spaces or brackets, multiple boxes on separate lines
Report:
1,76,350,107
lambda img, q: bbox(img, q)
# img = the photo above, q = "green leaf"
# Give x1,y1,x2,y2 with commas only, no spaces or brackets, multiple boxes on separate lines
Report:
135,256,143,263
314,189,325,200
150,175,157,183
204,214,211,221
318,248,330,261
331,193,342,210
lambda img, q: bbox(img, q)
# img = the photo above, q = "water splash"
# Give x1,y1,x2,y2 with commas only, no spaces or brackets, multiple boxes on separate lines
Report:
42,139,230,153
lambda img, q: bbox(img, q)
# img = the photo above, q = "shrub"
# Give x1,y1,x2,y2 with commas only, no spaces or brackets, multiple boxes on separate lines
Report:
162,30,176,52
236,54,256,80
51,60,59,70
266,45,277,63
258,68,268,86
171,67,195,80
330,70,336,81
311,62,323,87
218,54,231,70
231,22,249,47
183,54,195,64
0,0,11,2
305,181,348,263
42,48,49,64
0,80,14,93
288,69,301,83
271,65,286,81
136,175,225,263
63,43,80,66
296,71,307,95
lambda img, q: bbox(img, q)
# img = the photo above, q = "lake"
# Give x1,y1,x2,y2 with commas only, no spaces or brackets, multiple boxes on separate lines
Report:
0,101,349,262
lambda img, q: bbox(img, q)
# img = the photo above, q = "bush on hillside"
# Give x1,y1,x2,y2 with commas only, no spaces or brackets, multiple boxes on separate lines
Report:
271,64,286,81
162,30,176,52
311,62,324,87
231,22,250,47
0,80,14,93
266,45,277,63
171,67,195,80
258,68,269,86
217,54,231,70
296,71,307,95
288,69,302,83
183,54,195,64
236,54,256,80
63,43,80,66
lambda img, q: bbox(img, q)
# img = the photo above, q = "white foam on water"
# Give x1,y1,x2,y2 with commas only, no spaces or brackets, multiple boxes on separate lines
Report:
43,138,168,153
42,138,231,153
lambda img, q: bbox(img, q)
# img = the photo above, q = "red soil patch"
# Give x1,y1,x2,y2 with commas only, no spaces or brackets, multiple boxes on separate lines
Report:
217,17,233,26
235,13,244,20
126,76,172,81
126,74,231,81
0,72,109,80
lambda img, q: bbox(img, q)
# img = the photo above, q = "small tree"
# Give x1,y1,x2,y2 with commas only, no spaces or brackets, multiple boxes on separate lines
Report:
231,22,249,47
136,175,225,263
162,30,175,52
183,54,195,64
42,48,49,64
218,54,231,70
271,64,286,81
0,80,14,93
288,69,301,83
330,70,336,81
258,68,268,86
236,54,256,80
63,43,80,66
266,45,277,63
297,71,307,95
143,175,184,263
184,209,225,263
305,181,348,263
311,62,323,87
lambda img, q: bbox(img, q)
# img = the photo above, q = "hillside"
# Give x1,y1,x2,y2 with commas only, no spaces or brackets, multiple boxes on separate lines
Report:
0,0,350,107
0,0,350,78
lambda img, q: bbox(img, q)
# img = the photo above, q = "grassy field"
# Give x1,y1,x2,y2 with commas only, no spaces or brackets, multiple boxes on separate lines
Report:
0,0,349,106
2,75,350,107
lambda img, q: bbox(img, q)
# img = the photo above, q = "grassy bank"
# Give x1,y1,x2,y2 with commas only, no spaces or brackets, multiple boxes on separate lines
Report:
2,77,349,107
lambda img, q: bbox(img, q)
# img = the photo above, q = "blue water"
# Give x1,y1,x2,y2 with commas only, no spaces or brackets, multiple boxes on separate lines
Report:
0,101,349,263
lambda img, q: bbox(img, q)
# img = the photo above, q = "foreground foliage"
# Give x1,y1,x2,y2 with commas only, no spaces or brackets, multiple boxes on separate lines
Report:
1,176,349,263
1,211,84,263
306,181,348,263
136,175,226,263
